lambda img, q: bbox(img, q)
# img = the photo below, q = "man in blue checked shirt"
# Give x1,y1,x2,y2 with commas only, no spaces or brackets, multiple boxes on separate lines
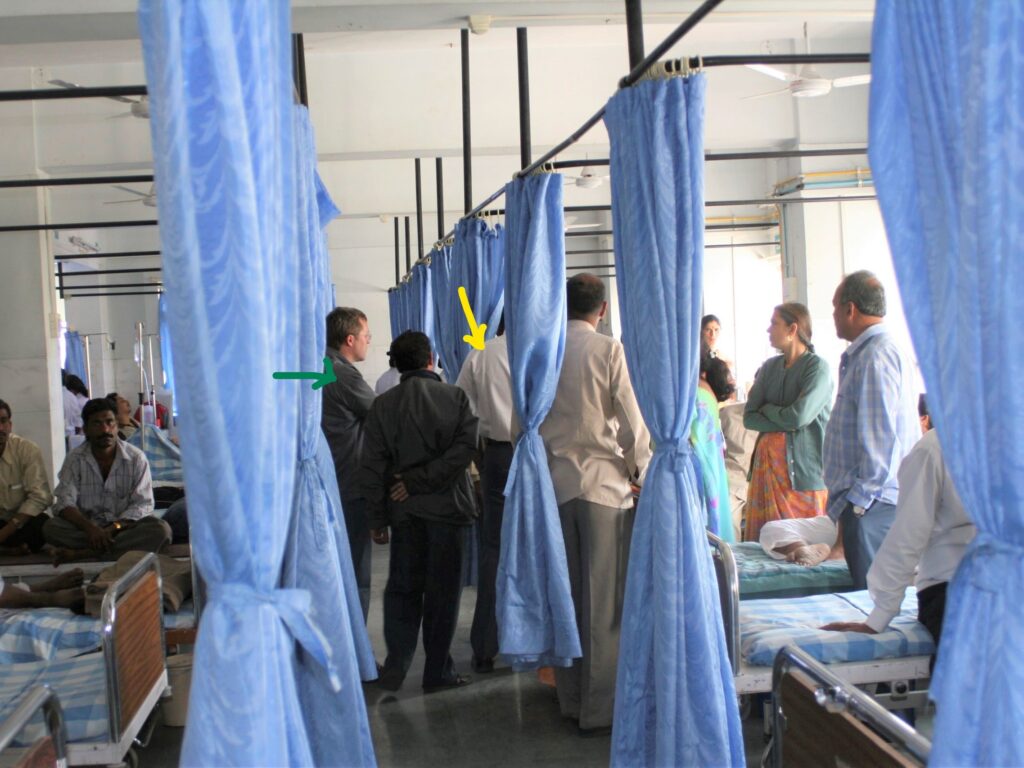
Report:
822,271,919,589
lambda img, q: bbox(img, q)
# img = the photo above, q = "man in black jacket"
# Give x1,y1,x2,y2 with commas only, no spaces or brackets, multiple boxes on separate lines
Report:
359,331,479,692
321,307,376,621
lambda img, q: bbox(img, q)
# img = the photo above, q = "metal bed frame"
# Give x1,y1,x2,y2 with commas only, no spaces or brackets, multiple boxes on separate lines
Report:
0,686,67,768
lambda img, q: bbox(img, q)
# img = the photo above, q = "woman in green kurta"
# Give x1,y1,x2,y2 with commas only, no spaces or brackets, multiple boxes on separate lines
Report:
743,303,833,542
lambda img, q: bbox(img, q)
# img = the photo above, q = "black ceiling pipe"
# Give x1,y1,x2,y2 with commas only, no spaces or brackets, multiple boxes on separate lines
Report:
64,291,163,298
56,262,64,300
461,28,473,214
692,53,870,68
706,222,777,231
567,248,615,255
292,34,309,106
436,157,445,240
59,282,163,289
550,147,869,169
565,229,613,237
0,219,157,233
404,216,411,273
0,174,154,189
394,217,400,285
415,158,424,260
57,267,161,276
625,0,645,69
517,27,532,170
55,250,161,261
0,85,147,102
706,241,778,249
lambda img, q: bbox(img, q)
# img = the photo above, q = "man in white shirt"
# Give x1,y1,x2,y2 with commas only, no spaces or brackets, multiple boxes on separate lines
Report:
540,273,651,732
456,317,514,674
822,425,975,664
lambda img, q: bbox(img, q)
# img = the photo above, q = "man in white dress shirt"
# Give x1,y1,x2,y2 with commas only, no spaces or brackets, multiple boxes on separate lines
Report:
822,423,975,665
540,273,651,732
456,317,514,674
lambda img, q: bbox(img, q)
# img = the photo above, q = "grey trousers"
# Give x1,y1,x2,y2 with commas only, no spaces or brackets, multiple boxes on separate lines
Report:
554,497,635,730
43,516,172,557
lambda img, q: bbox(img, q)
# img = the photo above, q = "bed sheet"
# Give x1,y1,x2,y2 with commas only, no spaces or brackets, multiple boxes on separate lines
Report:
733,541,853,599
740,588,935,667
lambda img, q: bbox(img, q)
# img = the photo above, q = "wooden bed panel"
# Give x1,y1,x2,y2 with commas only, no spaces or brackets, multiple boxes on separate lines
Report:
113,570,164,728
778,669,921,768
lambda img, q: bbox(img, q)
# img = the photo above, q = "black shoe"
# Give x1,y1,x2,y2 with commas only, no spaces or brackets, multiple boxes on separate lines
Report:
377,666,404,692
471,656,495,673
422,674,472,694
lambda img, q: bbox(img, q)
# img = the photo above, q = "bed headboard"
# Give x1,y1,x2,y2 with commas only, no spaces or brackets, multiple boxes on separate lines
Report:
707,532,740,675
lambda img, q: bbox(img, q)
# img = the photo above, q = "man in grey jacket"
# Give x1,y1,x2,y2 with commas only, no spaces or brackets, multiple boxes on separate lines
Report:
321,307,376,621
359,331,479,693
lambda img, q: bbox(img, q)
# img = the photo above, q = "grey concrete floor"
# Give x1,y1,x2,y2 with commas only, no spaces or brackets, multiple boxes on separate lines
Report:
136,547,824,767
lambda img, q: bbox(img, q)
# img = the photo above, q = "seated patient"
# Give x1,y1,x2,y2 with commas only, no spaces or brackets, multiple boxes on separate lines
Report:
0,398,53,554
821,418,975,655
0,570,85,611
44,399,171,563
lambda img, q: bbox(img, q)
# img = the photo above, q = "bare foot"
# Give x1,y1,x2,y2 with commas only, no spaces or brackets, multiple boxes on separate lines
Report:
791,543,831,566
34,568,85,593
49,588,85,613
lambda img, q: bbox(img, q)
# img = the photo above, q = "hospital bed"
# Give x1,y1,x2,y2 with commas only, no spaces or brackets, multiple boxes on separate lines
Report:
0,553,169,766
0,686,67,768
709,534,932,708
767,645,930,767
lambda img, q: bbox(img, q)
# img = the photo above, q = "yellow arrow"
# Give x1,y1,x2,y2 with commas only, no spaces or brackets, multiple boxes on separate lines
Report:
458,285,487,350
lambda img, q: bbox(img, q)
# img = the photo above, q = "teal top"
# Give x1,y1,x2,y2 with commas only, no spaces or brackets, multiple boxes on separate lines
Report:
743,352,833,491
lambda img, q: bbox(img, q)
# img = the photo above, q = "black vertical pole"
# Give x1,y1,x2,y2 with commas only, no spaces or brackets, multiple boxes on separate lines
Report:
436,157,445,240
291,33,309,105
625,0,645,68
415,158,424,260
404,216,411,273
393,216,400,284
461,29,473,214
57,262,65,299
517,27,532,169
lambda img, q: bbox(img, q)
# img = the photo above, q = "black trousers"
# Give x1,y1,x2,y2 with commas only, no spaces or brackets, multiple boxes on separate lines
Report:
383,515,465,687
0,515,47,553
343,497,372,623
470,441,514,663
918,581,948,673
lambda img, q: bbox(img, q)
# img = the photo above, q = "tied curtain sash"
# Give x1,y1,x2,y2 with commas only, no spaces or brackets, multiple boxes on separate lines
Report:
605,74,745,767
869,3,1024,765
496,173,581,670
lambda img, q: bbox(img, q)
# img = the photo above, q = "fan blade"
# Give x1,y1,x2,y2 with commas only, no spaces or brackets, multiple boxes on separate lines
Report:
746,64,796,82
833,74,872,89
742,87,791,101
564,222,605,231
106,113,134,120
111,185,148,198
47,78,135,103
105,199,142,205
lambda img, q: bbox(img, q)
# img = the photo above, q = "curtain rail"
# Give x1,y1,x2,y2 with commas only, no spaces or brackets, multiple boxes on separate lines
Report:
551,146,868,169
55,250,161,261
0,219,157,233
0,85,147,102
56,267,161,276
57,282,162,289
0,174,154,189
64,290,162,298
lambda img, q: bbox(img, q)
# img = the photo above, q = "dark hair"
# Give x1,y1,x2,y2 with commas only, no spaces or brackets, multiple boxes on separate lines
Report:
838,270,886,318
701,314,721,331
566,273,606,318
389,331,432,373
81,398,116,425
326,307,367,350
64,374,89,398
700,351,735,403
918,394,929,419
0,398,10,419
775,302,815,352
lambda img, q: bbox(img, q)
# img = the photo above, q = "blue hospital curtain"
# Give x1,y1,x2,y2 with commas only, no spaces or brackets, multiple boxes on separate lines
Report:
139,3,330,764
497,173,581,669
605,74,745,766
158,294,175,398
279,106,376,767
63,331,87,385
388,289,401,342
429,245,457,373
869,3,1024,765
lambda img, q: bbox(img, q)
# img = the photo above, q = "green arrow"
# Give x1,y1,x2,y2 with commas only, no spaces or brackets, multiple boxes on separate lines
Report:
273,356,337,390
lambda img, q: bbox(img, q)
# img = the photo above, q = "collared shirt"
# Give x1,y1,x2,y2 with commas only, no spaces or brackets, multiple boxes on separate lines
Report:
865,430,975,632
0,434,53,519
321,348,376,502
53,440,154,525
456,335,513,442
822,324,919,519
540,320,652,508
374,367,401,395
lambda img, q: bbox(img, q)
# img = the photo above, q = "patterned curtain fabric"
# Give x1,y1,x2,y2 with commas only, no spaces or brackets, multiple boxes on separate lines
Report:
496,173,580,670
413,262,436,347
605,75,745,767
869,3,1024,765
139,3,334,763
63,331,87,385
158,295,175,397
407,267,423,335
279,106,376,767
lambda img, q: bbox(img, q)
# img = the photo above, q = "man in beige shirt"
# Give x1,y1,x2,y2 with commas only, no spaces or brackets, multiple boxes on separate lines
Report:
0,398,53,554
540,273,652,732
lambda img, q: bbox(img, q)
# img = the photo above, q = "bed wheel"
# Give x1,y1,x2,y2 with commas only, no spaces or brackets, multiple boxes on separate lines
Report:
738,694,752,720
115,746,139,768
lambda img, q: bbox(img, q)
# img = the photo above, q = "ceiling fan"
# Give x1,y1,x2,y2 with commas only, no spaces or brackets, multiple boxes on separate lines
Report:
47,79,150,119
745,24,871,100
106,183,157,208
563,165,610,189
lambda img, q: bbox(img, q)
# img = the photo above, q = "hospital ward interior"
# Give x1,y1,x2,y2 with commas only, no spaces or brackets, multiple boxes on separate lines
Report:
0,1,1019,766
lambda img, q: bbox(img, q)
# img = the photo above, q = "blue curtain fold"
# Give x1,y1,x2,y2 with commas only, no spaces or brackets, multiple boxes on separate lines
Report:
869,3,1024,765
497,174,580,670
63,331,87,385
279,106,376,767
139,3,332,764
388,289,401,341
605,75,745,767
429,245,458,373
158,295,175,398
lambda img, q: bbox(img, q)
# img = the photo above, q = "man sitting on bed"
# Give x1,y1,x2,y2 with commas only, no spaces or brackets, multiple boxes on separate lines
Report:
43,398,171,563
821,417,975,653
0,398,53,554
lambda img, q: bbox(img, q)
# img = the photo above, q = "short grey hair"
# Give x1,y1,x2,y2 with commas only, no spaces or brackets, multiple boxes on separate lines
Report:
839,270,886,318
